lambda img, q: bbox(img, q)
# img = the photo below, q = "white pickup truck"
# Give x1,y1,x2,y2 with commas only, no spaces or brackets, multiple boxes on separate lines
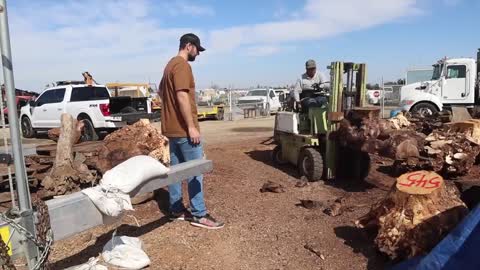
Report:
400,49,480,116
20,83,157,140
236,88,281,114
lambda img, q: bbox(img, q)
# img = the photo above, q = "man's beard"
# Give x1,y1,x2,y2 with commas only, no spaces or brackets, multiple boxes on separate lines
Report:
188,53,196,62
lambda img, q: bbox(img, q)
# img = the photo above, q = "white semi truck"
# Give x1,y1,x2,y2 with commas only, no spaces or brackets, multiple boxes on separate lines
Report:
400,49,480,116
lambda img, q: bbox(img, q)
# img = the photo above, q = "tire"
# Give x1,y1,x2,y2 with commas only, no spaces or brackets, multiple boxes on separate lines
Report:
79,117,99,142
21,116,36,138
120,106,137,113
298,147,324,181
338,147,371,180
215,109,224,120
411,102,438,117
272,145,288,165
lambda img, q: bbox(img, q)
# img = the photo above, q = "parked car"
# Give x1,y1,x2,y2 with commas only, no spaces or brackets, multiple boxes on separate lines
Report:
2,95,35,124
20,82,157,141
237,88,281,114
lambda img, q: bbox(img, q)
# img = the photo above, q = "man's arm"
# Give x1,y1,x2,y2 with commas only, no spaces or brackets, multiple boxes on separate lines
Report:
318,72,330,89
176,90,201,144
293,79,302,102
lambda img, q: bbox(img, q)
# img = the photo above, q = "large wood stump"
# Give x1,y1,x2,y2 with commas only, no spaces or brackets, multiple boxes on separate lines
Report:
96,119,170,173
41,114,95,197
356,171,468,259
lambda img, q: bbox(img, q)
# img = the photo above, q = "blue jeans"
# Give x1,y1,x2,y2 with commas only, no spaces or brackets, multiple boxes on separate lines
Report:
167,137,207,217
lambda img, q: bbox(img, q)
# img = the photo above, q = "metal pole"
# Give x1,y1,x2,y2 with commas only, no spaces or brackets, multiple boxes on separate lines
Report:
229,86,232,121
381,76,385,118
0,0,39,267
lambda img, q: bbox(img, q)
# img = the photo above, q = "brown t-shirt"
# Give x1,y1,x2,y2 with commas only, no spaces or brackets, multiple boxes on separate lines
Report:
160,56,199,137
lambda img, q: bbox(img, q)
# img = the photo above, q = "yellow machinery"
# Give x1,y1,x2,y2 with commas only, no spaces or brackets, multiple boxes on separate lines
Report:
273,62,371,181
197,104,225,120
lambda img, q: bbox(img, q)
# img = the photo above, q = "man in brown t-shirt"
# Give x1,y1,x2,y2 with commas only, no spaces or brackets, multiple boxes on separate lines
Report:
159,33,224,229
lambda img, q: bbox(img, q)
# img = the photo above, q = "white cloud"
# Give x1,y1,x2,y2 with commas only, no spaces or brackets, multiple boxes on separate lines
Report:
3,0,423,90
160,1,215,16
207,0,420,53
7,0,203,90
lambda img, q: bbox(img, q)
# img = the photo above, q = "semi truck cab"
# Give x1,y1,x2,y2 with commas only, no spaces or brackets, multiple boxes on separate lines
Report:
400,49,480,116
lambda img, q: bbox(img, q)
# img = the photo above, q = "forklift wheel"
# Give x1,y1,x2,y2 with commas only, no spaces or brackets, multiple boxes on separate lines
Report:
298,148,324,181
272,145,288,165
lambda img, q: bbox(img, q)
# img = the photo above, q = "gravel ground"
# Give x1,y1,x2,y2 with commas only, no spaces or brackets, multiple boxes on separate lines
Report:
47,117,394,269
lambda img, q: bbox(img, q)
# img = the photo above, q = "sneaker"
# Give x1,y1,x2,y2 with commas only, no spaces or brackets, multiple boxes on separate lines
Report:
169,210,193,221
190,214,225,229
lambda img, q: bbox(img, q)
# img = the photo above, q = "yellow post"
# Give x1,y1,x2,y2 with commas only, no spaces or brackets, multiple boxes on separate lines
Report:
326,62,343,180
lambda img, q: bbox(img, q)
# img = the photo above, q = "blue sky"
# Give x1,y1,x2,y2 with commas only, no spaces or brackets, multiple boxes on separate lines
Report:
3,0,480,91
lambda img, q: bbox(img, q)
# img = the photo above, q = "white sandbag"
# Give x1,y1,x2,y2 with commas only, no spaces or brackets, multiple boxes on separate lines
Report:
64,257,108,270
101,155,169,194
82,186,133,217
102,236,151,269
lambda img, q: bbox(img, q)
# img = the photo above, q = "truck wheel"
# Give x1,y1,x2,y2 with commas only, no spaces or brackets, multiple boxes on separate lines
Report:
120,106,137,113
411,102,438,117
79,118,99,142
21,116,36,138
272,145,288,165
298,147,324,181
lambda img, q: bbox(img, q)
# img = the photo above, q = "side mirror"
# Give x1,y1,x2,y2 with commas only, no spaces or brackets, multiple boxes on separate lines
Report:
29,100,36,107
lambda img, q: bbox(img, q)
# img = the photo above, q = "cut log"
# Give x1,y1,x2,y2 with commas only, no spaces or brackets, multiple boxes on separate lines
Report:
446,119,480,145
356,171,468,259
47,120,84,143
332,116,480,177
47,128,61,142
41,114,96,197
95,119,170,173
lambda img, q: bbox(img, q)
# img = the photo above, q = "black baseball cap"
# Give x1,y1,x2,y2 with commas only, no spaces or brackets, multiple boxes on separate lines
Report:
180,33,205,52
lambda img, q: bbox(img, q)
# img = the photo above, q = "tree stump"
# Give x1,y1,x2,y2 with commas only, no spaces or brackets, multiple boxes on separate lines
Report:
356,170,468,259
41,114,95,197
95,119,170,174
47,121,84,143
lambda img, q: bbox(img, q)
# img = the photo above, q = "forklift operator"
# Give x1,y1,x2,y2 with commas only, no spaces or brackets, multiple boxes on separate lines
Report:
289,59,328,109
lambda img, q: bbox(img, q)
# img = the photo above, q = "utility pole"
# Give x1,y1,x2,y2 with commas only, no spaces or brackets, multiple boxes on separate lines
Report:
381,76,385,118
0,0,39,267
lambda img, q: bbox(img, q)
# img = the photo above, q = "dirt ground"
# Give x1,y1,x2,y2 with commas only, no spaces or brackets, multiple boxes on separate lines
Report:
43,116,398,270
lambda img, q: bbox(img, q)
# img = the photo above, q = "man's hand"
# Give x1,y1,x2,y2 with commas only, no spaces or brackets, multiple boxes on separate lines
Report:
188,126,201,145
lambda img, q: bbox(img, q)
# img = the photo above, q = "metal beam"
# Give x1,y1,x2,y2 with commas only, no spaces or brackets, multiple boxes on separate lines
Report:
355,64,367,107
46,159,212,241
0,1,38,267
326,62,343,180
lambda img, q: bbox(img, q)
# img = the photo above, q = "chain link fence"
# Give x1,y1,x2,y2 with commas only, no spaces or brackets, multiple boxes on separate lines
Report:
223,92,272,121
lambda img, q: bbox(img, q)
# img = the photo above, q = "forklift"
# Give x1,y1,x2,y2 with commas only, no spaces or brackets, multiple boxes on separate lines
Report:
273,62,375,181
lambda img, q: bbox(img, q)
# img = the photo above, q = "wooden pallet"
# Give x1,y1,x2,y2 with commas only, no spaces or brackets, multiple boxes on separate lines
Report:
36,141,104,156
